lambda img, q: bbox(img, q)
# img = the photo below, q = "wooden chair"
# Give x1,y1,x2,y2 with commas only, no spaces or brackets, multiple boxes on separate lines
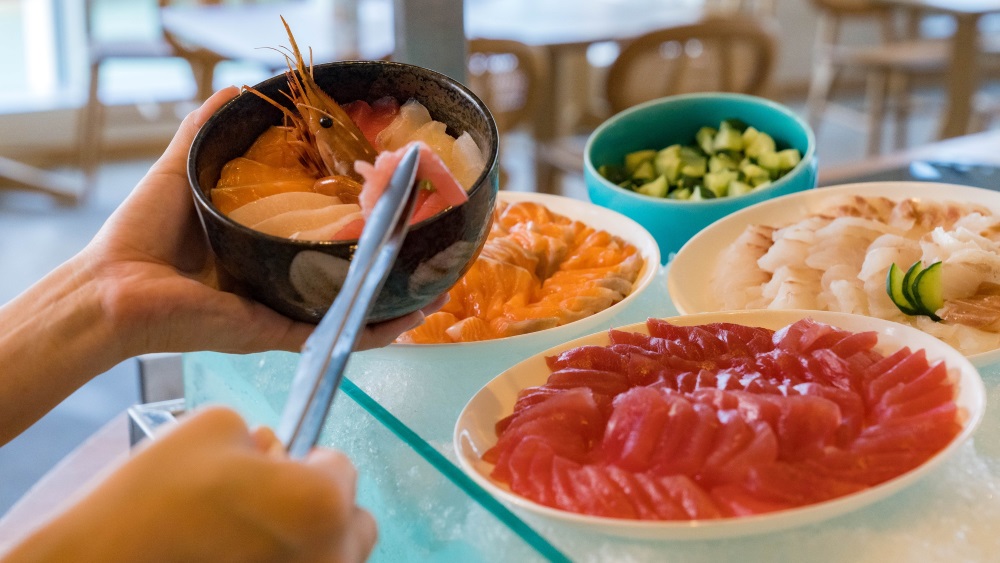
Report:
465,38,546,190
804,0,955,156
537,15,778,190
78,0,232,197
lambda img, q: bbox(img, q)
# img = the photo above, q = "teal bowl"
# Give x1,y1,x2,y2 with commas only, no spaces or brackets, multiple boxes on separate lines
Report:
584,92,817,263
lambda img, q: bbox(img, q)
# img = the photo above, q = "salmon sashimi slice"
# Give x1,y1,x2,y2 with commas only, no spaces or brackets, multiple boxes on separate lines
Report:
211,179,318,215
396,312,460,344
242,125,310,169
215,157,316,189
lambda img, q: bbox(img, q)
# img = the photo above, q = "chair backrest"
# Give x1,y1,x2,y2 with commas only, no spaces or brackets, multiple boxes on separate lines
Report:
604,15,778,114
466,38,546,134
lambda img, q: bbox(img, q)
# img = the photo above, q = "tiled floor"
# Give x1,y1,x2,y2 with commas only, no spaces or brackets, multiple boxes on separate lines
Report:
0,89,976,519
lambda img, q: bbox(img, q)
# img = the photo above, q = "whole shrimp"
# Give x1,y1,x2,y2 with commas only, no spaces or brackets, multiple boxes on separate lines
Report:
244,17,377,199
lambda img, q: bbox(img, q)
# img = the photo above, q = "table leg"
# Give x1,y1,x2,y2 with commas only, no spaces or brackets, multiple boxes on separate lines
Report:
938,13,981,139
533,46,561,194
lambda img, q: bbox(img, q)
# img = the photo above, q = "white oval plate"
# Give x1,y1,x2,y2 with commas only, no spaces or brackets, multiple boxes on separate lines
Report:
667,181,1000,367
453,309,985,540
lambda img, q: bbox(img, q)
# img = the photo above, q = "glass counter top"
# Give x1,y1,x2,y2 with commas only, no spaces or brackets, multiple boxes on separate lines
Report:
183,266,1000,562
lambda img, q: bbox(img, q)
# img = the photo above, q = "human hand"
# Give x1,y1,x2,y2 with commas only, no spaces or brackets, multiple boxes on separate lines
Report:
0,87,446,442
4,407,376,563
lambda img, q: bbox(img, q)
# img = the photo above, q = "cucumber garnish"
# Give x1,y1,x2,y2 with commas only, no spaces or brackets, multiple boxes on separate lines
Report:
886,262,920,315
912,261,943,321
885,261,944,321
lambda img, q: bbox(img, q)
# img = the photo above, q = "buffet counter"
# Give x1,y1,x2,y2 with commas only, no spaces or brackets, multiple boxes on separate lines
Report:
5,131,1000,559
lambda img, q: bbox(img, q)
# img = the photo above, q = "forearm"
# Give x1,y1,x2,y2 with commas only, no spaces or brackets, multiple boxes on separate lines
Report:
0,254,121,444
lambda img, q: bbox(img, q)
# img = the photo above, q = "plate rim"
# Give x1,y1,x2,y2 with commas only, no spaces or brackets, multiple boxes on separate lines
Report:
667,181,1000,368
452,308,986,540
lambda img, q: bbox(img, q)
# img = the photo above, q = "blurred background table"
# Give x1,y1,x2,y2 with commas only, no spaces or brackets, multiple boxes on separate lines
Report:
819,127,1000,186
874,0,1000,139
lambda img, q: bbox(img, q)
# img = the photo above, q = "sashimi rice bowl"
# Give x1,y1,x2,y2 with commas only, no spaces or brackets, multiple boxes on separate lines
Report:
454,309,984,539
189,51,499,323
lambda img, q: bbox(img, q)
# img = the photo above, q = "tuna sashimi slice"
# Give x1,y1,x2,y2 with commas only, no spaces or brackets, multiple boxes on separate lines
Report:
354,141,469,224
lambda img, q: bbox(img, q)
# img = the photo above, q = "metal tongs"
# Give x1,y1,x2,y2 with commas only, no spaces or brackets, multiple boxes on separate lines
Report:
277,144,422,459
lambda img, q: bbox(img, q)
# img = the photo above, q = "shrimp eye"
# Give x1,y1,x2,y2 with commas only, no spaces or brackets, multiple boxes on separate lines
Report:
319,116,333,128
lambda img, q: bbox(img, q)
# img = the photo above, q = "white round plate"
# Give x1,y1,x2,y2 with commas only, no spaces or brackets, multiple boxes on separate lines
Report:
453,309,985,540
667,181,1000,367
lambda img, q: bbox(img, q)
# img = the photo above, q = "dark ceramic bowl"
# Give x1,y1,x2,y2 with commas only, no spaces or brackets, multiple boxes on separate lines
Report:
188,60,500,323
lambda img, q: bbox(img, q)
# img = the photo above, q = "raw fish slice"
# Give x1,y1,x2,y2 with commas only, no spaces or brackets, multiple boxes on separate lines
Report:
291,210,365,241
215,157,316,189
251,204,361,238
243,125,307,168
761,265,821,310
228,191,342,227
355,141,469,222
451,132,488,189
713,224,774,310
375,98,432,151
211,179,318,214
924,226,1000,300
343,96,401,150
394,311,459,343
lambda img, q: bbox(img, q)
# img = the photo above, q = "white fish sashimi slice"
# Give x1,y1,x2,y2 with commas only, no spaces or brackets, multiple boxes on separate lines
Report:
229,192,343,227
252,204,362,238
291,211,365,241
451,132,487,190
376,99,432,151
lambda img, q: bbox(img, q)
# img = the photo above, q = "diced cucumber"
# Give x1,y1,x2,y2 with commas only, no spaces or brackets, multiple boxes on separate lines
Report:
631,160,656,182
680,159,707,178
598,164,628,184
886,262,920,315
713,127,743,153
669,187,692,200
690,186,716,200
721,118,749,132
728,180,753,197
740,163,770,186
696,127,717,155
756,151,782,179
601,119,799,200
912,261,943,321
654,145,682,181
709,153,739,173
636,175,669,198
624,149,656,175
776,148,801,172
745,132,776,159
704,169,738,197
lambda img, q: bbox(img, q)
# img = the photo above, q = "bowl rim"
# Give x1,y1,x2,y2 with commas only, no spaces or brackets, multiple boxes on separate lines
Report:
583,92,817,208
187,59,500,247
